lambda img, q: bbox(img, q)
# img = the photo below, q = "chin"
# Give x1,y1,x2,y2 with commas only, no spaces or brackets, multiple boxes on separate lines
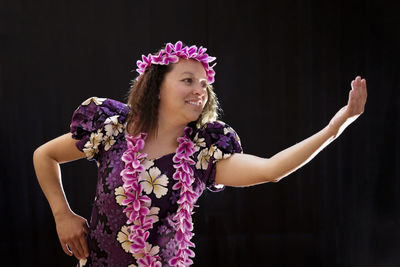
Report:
183,112,202,124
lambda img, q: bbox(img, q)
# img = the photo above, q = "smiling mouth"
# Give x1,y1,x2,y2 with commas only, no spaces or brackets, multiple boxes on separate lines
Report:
185,100,202,107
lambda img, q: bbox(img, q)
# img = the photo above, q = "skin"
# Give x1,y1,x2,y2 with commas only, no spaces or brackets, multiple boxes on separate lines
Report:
140,59,209,159
33,58,367,260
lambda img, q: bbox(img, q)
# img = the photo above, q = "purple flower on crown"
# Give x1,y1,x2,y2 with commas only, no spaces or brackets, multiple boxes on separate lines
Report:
136,41,217,84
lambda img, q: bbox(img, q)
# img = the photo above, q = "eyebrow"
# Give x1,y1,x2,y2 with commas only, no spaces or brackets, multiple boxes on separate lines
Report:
181,72,207,81
181,72,194,76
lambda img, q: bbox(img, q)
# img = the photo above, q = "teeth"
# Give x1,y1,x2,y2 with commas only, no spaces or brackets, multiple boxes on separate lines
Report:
186,100,201,106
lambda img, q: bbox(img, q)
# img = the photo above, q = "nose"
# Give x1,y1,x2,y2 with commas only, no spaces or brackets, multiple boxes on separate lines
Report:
193,80,207,96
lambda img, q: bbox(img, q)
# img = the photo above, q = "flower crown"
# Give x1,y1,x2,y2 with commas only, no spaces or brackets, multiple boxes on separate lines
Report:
136,41,217,84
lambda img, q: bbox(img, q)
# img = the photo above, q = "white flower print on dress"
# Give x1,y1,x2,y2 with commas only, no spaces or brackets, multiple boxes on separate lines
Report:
133,202,160,225
82,144,97,160
212,146,223,160
146,206,160,224
117,225,133,253
79,258,87,266
117,226,160,262
133,242,160,261
115,187,160,223
195,145,224,170
104,115,124,137
114,186,126,205
81,96,107,106
193,132,206,152
142,158,155,170
196,147,212,170
90,129,103,148
139,167,169,198
82,129,103,159
103,135,116,151
212,145,231,160
224,126,242,144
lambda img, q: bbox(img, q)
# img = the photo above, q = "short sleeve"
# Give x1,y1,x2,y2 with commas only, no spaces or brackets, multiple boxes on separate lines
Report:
70,97,129,161
192,121,243,192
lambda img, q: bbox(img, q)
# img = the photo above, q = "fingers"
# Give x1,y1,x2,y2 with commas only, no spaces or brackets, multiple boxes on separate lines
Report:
59,226,89,259
80,219,90,258
61,241,73,256
55,213,90,260
63,238,87,260
348,76,367,116
79,233,90,259
361,78,367,98
351,76,367,93
351,76,361,90
356,76,367,100
83,220,89,235
60,238,83,259
350,76,367,100
73,237,87,259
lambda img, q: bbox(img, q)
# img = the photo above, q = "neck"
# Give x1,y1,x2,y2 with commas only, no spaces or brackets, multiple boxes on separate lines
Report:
149,113,188,144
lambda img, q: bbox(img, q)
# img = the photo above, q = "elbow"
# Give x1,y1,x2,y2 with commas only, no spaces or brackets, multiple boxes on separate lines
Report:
33,145,52,166
270,177,282,183
266,172,286,183
261,158,283,183
33,146,41,163
33,145,45,167
264,175,282,183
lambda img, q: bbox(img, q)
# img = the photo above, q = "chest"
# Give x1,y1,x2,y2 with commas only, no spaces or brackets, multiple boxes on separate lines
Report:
96,141,206,214
141,139,178,161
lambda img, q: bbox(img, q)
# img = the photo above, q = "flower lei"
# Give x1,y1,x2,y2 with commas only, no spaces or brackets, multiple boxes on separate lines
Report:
136,41,217,84
120,127,199,267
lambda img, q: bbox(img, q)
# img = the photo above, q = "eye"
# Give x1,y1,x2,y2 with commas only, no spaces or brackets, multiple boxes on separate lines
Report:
182,78,193,84
200,80,208,88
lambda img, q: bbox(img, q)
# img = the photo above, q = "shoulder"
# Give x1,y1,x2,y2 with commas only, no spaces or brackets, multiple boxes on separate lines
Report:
190,120,243,191
70,97,129,134
70,97,129,160
190,120,242,155
73,97,129,118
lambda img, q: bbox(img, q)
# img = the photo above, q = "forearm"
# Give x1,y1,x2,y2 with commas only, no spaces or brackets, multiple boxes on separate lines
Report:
216,76,366,187
266,124,337,182
33,147,72,219
215,124,339,187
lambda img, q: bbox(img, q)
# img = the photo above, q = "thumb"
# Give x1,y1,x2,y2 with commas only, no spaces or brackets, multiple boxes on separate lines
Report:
82,219,90,235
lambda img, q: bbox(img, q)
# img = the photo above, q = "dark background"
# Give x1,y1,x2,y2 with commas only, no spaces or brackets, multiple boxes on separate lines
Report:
1,0,399,266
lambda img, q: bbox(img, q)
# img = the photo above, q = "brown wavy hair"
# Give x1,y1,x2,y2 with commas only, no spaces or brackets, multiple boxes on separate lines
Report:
126,62,221,138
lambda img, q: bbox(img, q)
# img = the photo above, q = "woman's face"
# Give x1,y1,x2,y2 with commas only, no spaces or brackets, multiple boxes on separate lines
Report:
158,59,209,125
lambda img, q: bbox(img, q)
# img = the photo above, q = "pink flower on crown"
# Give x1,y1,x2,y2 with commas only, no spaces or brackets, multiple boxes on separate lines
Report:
136,41,217,84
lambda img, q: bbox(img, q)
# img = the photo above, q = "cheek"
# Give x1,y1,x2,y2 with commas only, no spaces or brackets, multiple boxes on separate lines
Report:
160,85,186,108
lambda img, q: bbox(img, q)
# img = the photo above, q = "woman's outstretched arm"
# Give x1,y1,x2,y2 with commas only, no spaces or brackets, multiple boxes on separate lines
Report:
33,133,89,260
215,76,367,187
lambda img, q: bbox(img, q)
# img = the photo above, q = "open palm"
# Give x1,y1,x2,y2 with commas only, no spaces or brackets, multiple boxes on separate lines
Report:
329,76,367,135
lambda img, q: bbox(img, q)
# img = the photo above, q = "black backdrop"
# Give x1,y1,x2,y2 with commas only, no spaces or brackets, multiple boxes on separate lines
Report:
1,0,399,266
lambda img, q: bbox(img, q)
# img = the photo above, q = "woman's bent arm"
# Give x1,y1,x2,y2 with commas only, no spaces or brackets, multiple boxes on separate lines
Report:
33,133,89,259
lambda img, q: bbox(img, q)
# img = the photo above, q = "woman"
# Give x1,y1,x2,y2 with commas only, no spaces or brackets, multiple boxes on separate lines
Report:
33,41,367,267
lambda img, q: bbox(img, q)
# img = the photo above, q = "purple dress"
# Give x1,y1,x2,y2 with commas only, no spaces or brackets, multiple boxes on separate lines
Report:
70,97,242,266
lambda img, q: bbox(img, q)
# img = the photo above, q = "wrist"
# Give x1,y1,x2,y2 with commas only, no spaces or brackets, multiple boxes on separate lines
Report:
52,206,73,221
326,122,340,138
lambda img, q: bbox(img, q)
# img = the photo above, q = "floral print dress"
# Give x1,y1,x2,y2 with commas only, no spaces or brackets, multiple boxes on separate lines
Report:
70,97,242,266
